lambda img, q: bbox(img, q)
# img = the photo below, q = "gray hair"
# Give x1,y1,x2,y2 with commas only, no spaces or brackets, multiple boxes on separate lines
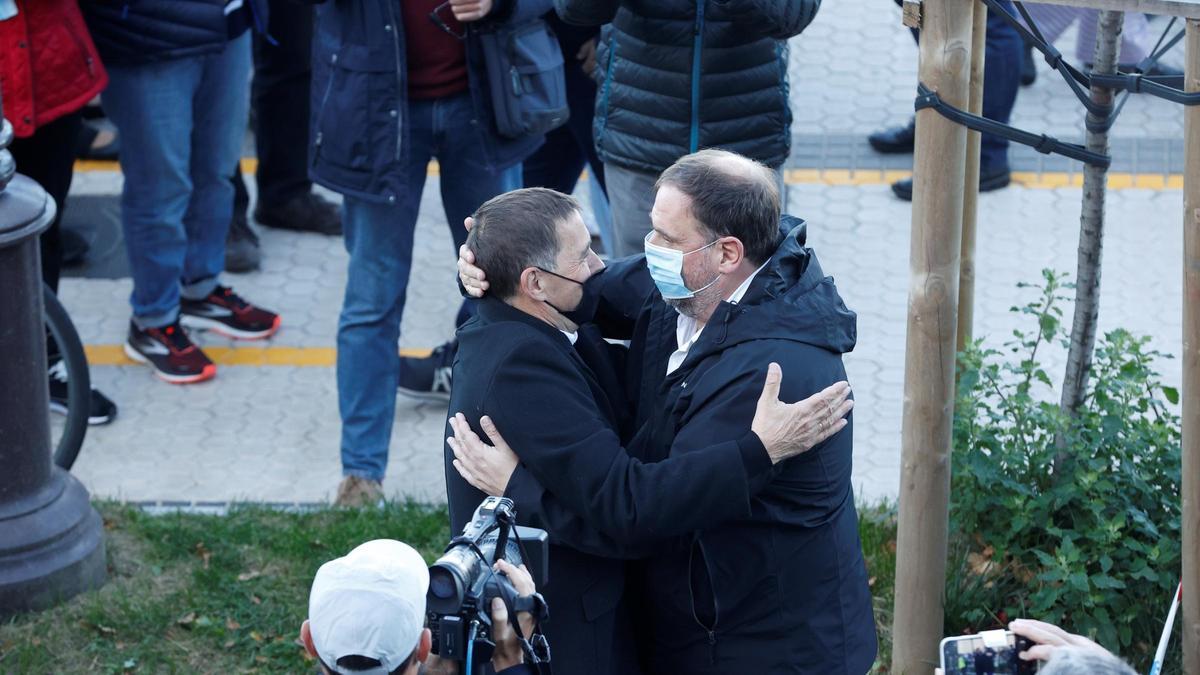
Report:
1039,646,1137,675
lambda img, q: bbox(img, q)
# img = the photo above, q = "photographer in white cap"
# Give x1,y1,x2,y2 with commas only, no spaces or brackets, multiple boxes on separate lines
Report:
300,539,538,675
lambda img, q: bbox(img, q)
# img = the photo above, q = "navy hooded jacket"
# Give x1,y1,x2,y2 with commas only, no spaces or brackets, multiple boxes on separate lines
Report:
500,219,878,674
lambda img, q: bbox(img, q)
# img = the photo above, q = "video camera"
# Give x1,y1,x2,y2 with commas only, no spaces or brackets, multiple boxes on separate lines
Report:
428,496,550,669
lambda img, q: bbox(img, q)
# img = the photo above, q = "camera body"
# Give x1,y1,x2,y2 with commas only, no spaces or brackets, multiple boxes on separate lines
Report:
940,630,1039,675
428,496,549,665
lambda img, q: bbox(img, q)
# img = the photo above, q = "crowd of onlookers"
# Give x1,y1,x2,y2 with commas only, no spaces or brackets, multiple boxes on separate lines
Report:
3,0,1179,502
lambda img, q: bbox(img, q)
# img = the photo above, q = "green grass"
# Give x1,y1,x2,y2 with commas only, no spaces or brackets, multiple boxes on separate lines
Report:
0,501,901,674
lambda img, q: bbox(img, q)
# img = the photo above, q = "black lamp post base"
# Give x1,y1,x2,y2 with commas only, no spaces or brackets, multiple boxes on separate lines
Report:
0,468,106,618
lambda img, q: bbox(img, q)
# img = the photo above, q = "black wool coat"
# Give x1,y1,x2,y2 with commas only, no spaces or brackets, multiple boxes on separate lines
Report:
444,298,771,675
526,219,879,674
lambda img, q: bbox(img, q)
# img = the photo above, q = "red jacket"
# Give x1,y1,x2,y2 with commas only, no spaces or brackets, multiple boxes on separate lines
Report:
0,0,107,138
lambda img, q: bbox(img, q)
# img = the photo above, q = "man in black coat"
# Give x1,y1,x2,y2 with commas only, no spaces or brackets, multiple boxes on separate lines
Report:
443,187,854,675
453,150,877,674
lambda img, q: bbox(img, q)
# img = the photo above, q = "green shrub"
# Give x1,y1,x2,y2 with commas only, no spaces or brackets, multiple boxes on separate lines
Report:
949,269,1182,672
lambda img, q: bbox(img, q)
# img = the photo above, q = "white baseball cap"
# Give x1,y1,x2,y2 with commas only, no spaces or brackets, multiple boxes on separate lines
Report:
308,539,430,674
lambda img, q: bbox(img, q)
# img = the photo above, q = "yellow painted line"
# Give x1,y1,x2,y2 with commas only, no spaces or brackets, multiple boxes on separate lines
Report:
76,158,1182,191
85,344,432,367
776,168,1184,190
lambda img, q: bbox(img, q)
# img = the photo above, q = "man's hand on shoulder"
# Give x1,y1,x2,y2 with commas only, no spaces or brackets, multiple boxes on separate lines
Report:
752,362,853,464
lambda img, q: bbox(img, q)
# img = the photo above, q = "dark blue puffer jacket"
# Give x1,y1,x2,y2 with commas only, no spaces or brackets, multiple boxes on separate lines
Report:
80,0,268,66
556,0,820,173
308,0,554,205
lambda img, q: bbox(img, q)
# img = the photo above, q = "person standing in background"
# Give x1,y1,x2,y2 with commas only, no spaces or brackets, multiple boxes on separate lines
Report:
81,0,282,385
307,0,557,506
554,0,822,257
225,0,342,274
1,0,118,422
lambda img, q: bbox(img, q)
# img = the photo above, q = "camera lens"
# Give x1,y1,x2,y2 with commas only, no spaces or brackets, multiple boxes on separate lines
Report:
429,567,458,600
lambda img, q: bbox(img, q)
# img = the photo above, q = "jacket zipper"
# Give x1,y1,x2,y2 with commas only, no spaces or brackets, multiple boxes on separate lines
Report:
688,536,720,662
384,0,405,162
689,0,704,153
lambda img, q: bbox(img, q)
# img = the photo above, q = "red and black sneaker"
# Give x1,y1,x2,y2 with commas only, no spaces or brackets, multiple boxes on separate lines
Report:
124,319,216,384
179,285,281,340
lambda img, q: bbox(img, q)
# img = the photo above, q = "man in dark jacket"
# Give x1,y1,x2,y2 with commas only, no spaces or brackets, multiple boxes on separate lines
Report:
453,150,877,674
554,0,821,257
305,0,557,506
81,0,282,385
444,187,854,674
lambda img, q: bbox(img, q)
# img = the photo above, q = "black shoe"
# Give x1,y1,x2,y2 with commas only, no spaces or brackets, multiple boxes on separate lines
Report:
225,211,261,273
398,340,456,401
48,359,118,425
254,192,342,236
891,165,1012,201
125,319,217,384
76,120,119,161
1021,42,1037,86
180,285,281,340
868,118,916,154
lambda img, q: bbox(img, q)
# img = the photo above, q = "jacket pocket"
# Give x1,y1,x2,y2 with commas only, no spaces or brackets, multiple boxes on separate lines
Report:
312,46,393,173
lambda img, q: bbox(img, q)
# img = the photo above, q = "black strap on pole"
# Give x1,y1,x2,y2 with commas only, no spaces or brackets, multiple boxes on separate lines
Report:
913,0,1198,171
914,83,1112,168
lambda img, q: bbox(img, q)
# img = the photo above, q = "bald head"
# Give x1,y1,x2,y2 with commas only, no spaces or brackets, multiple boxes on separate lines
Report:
654,149,781,264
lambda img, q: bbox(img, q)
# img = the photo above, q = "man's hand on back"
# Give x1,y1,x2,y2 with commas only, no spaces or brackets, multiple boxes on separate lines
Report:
752,363,853,464
448,413,518,496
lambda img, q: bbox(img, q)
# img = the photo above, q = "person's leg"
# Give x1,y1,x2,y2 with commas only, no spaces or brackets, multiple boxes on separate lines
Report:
980,0,1023,173
522,125,587,194
102,59,201,328
435,93,522,328
337,99,435,485
225,164,262,273
181,33,252,301
604,162,658,257
9,112,82,295
251,0,314,209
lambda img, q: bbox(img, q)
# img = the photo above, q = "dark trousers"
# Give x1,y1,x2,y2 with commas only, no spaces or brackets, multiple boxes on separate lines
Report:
232,0,314,212
901,0,1022,170
522,58,606,195
10,112,82,295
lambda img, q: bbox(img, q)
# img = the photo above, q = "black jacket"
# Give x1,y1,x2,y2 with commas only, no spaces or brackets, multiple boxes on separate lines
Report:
307,0,551,205
554,0,820,172
445,298,775,675
527,219,877,674
80,0,267,66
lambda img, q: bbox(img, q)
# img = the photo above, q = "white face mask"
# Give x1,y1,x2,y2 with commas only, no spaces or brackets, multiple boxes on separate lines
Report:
643,232,721,300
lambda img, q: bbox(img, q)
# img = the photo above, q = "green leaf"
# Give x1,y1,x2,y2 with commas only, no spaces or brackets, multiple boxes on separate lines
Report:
1163,386,1179,404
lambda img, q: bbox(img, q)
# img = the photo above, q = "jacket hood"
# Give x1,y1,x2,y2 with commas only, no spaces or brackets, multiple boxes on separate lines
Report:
689,215,857,362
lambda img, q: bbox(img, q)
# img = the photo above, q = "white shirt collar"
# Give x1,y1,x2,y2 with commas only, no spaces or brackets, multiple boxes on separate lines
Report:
666,262,768,375
560,330,578,345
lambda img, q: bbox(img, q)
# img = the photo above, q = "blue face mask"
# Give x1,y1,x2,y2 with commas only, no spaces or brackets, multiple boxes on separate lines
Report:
643,232,721,300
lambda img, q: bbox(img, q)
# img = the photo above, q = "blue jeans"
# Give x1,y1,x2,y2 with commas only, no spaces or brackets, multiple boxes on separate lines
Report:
103,34,252,328
980,0,1022,171
338,93,521,481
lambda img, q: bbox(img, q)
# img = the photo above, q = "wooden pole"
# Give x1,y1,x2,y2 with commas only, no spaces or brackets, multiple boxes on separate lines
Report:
1182,17,1200,675
956,0,987,356
891,0,975,671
